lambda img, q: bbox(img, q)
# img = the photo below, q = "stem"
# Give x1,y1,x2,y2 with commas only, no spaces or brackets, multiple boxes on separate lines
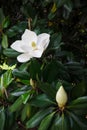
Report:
28,18,32,30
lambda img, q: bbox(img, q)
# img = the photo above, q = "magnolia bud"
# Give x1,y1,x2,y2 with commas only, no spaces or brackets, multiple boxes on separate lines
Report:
30,78,37,89
56,86,68,108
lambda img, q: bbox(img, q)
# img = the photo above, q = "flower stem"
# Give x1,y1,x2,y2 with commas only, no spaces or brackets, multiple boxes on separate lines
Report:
28,18,32,30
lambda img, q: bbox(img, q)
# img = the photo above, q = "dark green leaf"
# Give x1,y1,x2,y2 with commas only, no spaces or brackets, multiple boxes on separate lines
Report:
0,107,5,130
1,34,8,49
38,82,56,99
21,103,30,121
71,81,86,99
38,112,55,130
0,70,13,95
13,69,30,79
30,94,56,107
29,59,41,79
0,8,5,25
6,21,27,37
21,90,34,104
66,111,87,128
3,48,20,57
51,113,70,130
69,96,87,105
26,107,54,128
10,97,23,112
21,3,36,18
49,33,62,50
55,0,67,8
2,16,10,28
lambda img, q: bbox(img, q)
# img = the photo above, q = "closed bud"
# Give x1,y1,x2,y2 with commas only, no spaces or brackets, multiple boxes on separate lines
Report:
56,86,68,108
30,78,37,89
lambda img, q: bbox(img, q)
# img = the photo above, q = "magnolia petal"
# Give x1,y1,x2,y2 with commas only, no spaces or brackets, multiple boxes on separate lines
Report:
17,53,32,62
22,29,37,46
11,40,25,53
37,33,50,50
21,45,32,52
32,49,43,58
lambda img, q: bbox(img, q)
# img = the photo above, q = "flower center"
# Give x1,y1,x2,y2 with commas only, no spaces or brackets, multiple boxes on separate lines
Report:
31,42,36,48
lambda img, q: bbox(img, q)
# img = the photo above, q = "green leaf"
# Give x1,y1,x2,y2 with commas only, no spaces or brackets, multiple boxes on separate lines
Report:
71,81,86,99
29,59,41,79
3,48,20,57
13,69,30,79
38,82,56,99
67,96,87,111
38,112,55,130
0,107,5,130
69,96,87,105
2,16,10,28
6,21,27,37
1,34,8,49
55,0,67,8
21,103,31,121
0,8,5,25
21,3,36,18
51,113,70,130
10,85,29,96
43,61,58,82
21,90,34,104
10,97,23,112
43,60,69,82
30,94,56,107
64,0,73,12
66,111,87,128
49,33,62,50
0,70,13,88
0,70,13,95
26,107,54,128
48,12,56,20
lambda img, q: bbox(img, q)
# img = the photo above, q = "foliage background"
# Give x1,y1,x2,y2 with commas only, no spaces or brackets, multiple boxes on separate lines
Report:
0,0,87,130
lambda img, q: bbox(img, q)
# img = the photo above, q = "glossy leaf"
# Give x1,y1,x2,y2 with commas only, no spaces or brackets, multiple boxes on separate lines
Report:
1,34,8,49
38,112,55,130
2,16,10,28
26,107,54,128
66,111,87,129
10,97,23,112
30,94,56,107
51,113,70,130
0,70,13,95
0,107,5,130
3,48,20,57
6,21,27,37
13,69,30,79
38,82,56,99
55,0,67,7
21,103,31,121
29,59,41,79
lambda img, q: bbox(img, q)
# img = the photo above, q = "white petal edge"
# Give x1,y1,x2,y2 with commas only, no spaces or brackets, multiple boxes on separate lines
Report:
22,29,37,46
17,53,32,62
32,49,43,58
37,33,50,50
11,40,25,53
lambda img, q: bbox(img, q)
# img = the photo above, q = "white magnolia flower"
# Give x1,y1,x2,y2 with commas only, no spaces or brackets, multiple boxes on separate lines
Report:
56,86,68,108
11,29,50,62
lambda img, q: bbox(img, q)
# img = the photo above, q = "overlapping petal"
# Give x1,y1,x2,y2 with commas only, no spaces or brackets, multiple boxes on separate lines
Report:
22,29,37,46
11,40,25,53
17,53,32,62
37,33,50,50
32,49,43,58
